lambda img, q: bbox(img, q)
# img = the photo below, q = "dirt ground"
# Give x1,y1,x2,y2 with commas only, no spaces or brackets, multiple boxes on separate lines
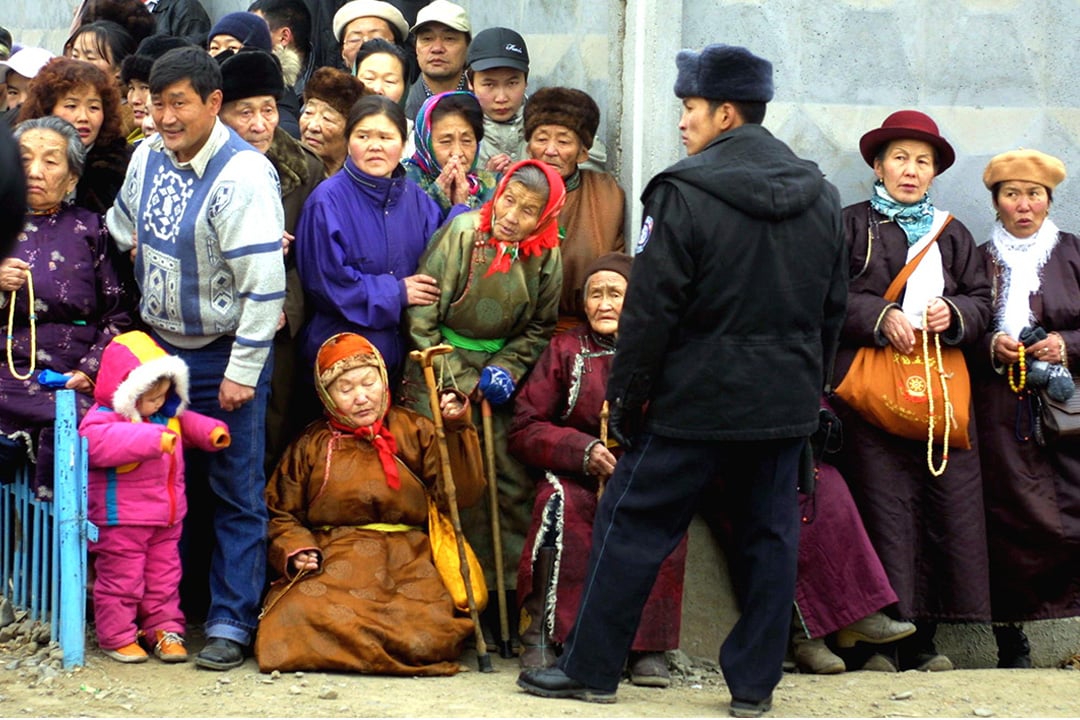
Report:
3,621,1080,719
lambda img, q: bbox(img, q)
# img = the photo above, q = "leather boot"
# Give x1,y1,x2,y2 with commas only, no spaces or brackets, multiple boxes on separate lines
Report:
994,624,1032,668
791,615,844,674
518,546,557,669
897,621,953,672
836,611,917,648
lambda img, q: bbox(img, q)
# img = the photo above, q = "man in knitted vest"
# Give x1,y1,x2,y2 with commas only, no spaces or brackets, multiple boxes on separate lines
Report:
106,46,286,672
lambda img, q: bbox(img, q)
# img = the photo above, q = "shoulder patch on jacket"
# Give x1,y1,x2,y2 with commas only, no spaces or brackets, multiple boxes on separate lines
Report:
636,215,654,254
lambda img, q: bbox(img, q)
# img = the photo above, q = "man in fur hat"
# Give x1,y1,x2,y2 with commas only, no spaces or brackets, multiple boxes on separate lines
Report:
217,47,325,475
525,87,626,331
518,44,848,718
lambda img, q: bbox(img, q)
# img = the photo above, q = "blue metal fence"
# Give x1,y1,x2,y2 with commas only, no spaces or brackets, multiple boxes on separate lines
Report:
1,390,92,668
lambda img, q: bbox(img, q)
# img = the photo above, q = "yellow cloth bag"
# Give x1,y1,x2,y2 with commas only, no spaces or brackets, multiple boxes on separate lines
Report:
426,494,488,613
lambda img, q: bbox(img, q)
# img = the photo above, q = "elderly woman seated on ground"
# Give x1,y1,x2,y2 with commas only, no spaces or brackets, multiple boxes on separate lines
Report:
255,332,484,675
0,115,131,497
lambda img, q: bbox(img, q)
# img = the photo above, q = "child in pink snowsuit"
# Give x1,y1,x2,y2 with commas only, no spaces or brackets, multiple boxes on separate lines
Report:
80,330,230,663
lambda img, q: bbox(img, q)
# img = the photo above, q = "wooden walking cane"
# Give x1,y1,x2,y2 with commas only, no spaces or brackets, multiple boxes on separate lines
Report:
597,400,610,499
409,345,493,672
481,397,514,658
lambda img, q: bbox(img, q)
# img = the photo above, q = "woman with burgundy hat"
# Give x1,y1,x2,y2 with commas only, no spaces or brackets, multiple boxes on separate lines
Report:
973,149,1080,668
829,110,992,672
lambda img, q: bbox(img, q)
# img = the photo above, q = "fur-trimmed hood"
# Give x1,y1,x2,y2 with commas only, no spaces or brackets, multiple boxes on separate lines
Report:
275,45,303,90
94,331,190,421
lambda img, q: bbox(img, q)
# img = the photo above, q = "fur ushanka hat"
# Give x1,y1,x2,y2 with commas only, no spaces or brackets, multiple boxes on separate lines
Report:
218,47,284,104
524,86,600,149
674,43,773,103
121,34,191,86
303,66,366,121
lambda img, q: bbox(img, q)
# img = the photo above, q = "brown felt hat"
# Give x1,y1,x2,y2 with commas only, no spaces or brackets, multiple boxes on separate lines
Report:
983,149,1066,191
524,86,600,149
303,66,366,120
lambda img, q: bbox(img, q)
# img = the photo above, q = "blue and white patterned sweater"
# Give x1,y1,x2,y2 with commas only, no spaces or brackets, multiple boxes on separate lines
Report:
107,120,286,386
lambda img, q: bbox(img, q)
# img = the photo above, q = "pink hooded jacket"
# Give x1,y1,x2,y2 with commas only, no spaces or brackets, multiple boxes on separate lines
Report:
79,331,230,528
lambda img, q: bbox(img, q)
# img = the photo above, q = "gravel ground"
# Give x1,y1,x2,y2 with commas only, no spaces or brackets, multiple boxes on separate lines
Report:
2,613,1080,718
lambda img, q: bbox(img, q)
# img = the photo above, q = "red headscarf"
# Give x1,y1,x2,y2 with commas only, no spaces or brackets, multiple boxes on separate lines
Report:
478,159,567,277
315,333,400,490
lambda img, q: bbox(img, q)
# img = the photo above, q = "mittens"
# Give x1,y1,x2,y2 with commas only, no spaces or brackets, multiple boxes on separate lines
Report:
478,366,515,405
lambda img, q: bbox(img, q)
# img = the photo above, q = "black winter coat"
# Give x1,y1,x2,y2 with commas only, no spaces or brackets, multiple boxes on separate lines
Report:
151,0,211,45
607,123,848,441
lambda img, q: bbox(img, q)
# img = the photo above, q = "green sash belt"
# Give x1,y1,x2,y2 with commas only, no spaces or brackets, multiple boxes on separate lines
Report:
439,325,506,353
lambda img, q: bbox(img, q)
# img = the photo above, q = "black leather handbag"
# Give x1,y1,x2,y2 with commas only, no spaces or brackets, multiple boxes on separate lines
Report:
1036,377,1080,446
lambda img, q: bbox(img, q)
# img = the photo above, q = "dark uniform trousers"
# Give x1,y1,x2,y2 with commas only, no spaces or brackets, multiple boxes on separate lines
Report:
557,432,804,701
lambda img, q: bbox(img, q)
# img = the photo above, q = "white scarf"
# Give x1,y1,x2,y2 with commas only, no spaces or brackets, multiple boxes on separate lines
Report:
989,217,1060,339
901,210,951,328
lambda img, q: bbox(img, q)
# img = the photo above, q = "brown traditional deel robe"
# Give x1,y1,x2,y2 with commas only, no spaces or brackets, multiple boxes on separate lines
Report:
256,406,484,675
973,231,1080,622
556,170,625,323
829,201,992,622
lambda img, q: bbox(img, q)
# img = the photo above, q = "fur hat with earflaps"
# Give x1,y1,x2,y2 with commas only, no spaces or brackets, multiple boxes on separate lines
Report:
524,86,600,149
303,66,367,120
121,34,191,86
674,43,774,103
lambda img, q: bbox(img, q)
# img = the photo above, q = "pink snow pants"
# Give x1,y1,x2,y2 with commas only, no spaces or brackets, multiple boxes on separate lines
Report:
91,524,184,650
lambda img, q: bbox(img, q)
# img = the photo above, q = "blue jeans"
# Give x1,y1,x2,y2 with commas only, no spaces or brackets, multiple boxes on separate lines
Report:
154,334,271,646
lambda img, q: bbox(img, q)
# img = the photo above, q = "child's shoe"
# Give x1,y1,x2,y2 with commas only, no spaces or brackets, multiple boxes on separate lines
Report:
151,630,188,663
103,641,149,663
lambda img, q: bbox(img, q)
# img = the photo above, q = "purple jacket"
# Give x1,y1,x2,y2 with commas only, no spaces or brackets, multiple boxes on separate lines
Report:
295,158,465,376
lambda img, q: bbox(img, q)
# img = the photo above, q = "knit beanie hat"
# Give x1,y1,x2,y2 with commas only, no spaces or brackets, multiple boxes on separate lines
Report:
208,11,272,52
218,47,284,103
303,66,366,120
674,43,774,103
983,149,1067,191
121,34,191,85
582,252,633,289
524,86,600,149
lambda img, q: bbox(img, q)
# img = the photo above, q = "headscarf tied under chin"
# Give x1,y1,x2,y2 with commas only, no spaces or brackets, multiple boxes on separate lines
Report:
478,158,567,277
315,332,400,490
410,91,483,196
869,179,936,246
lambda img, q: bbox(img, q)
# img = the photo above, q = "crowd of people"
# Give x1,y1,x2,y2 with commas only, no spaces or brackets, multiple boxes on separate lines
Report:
0,2,1077,717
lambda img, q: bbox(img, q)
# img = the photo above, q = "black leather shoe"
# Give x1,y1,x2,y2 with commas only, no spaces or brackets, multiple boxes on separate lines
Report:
517,667,616,704
730,693,773,718
195,637,244,670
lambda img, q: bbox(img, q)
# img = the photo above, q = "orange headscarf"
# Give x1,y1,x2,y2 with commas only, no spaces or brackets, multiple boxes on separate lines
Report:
315,332,400,489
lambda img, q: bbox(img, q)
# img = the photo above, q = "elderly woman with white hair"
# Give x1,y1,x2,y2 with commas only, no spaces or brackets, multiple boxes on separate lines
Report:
973,148,1080,669
0,115,131,495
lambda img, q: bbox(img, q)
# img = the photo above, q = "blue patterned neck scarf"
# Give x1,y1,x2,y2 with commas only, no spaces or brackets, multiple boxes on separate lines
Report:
869,180,935,246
